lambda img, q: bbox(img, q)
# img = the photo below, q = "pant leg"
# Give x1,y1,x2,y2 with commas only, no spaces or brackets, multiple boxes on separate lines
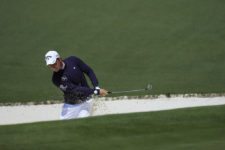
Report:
60,99,93,120
77,110,90,118
60,103,81,120
77,98,93,118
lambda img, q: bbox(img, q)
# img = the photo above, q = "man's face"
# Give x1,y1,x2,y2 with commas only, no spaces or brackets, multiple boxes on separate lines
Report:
48,59,61,72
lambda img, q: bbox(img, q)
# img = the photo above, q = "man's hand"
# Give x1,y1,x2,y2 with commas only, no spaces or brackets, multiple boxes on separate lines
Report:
99,89,108,96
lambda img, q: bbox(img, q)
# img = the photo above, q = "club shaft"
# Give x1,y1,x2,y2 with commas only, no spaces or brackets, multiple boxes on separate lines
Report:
109,89,147,94
108,84,152,94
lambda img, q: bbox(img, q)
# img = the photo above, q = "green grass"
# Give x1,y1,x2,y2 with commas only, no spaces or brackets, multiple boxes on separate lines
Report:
0,0,225,103
0,105,224,150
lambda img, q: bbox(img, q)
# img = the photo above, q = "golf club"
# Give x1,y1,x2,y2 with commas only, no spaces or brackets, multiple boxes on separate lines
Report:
108,84,152,94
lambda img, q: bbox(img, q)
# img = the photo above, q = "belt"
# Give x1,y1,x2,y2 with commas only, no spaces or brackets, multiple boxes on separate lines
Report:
64,97,91,105
65,99,84,105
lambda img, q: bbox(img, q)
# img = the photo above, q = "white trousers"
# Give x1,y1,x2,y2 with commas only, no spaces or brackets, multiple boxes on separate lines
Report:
60,99,93,120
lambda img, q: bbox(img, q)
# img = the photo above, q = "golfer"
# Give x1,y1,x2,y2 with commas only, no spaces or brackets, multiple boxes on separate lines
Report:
45,50,108,119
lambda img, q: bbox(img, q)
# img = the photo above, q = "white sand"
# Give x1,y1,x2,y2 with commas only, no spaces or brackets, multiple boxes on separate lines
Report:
0,96,225,125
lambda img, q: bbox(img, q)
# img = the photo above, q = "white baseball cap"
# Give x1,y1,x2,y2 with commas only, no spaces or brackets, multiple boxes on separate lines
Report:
45,50,60,65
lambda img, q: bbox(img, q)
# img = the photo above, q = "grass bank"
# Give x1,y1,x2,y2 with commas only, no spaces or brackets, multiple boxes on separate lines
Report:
0,105,224,150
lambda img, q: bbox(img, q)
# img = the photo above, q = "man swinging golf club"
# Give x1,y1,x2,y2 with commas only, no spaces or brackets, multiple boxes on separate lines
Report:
45,50,108,119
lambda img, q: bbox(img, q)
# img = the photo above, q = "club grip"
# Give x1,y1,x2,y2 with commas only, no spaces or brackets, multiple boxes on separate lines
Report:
107,91,112,94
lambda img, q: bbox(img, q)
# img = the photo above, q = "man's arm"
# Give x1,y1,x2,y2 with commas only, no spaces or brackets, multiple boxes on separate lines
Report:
71,56,108,96
76,57,99,88
59,80,99,96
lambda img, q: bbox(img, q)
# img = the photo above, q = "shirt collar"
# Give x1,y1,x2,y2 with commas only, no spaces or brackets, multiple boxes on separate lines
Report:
61,61,65,70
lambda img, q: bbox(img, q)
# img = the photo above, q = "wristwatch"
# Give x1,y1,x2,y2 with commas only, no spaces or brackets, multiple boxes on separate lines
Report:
94,86,100,95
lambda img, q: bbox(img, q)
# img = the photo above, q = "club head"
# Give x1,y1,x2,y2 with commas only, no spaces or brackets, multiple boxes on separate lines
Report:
146,84,152,90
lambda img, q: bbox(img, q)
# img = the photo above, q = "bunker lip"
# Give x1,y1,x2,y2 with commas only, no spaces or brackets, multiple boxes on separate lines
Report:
0,96,225,125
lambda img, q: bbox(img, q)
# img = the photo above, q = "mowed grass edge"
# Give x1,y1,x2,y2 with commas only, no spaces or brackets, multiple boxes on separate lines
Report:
0,105,224,150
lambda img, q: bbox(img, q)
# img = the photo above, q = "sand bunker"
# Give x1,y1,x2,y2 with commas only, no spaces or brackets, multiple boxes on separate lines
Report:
0,96,225,125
